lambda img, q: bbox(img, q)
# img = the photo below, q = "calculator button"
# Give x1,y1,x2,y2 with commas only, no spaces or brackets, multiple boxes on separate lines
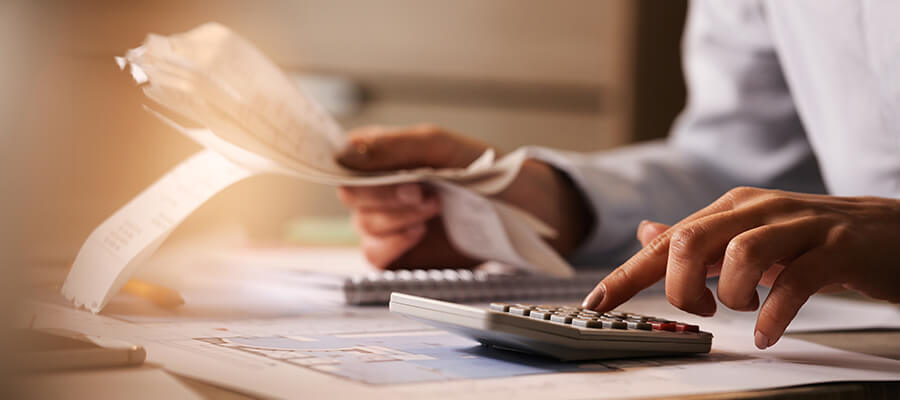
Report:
552,311,578,317
651,321,677,331
572,318,603,329
509,306,534,316
601,319,628,329
550,314,575,324
626,321,652,330
530,310,553,320
676,323,699,333
481,302,701,333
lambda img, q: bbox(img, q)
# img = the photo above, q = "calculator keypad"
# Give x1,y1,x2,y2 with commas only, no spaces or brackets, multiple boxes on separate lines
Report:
489,302,700,333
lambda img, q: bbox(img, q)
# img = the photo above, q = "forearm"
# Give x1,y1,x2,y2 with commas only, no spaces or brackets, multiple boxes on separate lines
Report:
527,141,739,265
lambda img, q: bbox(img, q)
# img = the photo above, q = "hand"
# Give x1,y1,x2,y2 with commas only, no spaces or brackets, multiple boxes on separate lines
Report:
582,187,900,349
336,124,592,269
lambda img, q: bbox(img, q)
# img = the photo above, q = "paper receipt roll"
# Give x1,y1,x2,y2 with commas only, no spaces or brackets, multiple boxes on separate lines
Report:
61,150,253,312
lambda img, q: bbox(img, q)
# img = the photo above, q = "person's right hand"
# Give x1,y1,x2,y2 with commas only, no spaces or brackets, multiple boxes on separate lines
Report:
336,124,592,269
582,188,900,350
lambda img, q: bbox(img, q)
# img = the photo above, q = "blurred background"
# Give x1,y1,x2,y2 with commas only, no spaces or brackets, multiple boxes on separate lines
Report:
15,0,688,267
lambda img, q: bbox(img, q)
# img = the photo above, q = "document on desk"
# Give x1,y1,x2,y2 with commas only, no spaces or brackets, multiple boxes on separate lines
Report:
63,22,572,313
23,298,900,400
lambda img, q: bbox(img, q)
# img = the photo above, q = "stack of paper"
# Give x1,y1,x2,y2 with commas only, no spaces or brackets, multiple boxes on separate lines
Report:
62,23,574,313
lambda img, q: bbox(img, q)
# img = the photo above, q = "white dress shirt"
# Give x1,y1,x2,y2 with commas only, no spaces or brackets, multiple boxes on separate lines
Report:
531,0,900,265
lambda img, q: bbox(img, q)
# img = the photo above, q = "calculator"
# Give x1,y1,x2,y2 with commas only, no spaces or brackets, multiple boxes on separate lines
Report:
389,293,712,360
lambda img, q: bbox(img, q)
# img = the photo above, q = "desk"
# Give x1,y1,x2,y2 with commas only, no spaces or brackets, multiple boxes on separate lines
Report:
17,265,900,400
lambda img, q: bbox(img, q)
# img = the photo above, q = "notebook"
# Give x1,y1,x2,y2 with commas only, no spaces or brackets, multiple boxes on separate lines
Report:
208,247,625,305
279,268,618,305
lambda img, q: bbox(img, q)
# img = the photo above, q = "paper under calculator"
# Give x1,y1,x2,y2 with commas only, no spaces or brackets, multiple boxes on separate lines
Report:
390,293,712,360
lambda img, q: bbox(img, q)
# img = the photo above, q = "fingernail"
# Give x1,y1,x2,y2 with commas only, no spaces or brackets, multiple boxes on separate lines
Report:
338,137,373,166
581,283,606,309
352,139,370,156
396,184,423,205
754,330,769,350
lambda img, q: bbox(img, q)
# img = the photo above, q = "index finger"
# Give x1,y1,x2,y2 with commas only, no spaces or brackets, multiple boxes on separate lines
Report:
582,190,745,311
582,229,673,310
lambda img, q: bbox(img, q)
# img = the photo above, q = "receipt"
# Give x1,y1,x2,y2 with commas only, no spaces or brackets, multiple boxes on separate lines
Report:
61,150,253,312
63,23,574,313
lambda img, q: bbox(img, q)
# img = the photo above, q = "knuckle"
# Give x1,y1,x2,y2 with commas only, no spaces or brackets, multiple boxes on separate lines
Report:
613,265,635,286
669,226,704,257
725,234,763,265
605,265,640,300
757,195,800,214
727,186,757,200
723,186,764,206
826,224,856,245
642,231,671,257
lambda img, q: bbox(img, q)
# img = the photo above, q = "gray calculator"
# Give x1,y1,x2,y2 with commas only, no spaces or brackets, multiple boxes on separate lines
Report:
390,292,712,360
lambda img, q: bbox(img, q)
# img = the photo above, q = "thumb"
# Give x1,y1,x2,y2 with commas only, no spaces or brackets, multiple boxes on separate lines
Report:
337,124,490,172
637,220,670,247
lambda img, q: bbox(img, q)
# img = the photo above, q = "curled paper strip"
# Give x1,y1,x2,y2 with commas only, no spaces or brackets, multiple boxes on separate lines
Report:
63,23,574,313
61,150,253,312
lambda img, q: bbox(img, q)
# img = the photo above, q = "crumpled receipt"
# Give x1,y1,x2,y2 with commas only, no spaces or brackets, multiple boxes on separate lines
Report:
62,22,574,313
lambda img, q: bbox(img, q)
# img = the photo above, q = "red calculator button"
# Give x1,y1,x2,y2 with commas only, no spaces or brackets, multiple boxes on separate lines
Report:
675,323,699,332
651,321,676,331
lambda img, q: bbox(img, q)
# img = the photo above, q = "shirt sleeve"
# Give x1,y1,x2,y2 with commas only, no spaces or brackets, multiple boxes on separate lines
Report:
529,0,826,266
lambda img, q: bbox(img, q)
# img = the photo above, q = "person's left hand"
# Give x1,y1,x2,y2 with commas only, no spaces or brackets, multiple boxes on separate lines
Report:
581,187,900,349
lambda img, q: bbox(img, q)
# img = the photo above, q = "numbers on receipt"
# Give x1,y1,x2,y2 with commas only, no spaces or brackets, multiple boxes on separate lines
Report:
62,150,254,312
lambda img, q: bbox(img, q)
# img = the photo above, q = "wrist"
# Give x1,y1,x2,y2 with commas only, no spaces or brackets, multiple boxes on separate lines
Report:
500,159,594,257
